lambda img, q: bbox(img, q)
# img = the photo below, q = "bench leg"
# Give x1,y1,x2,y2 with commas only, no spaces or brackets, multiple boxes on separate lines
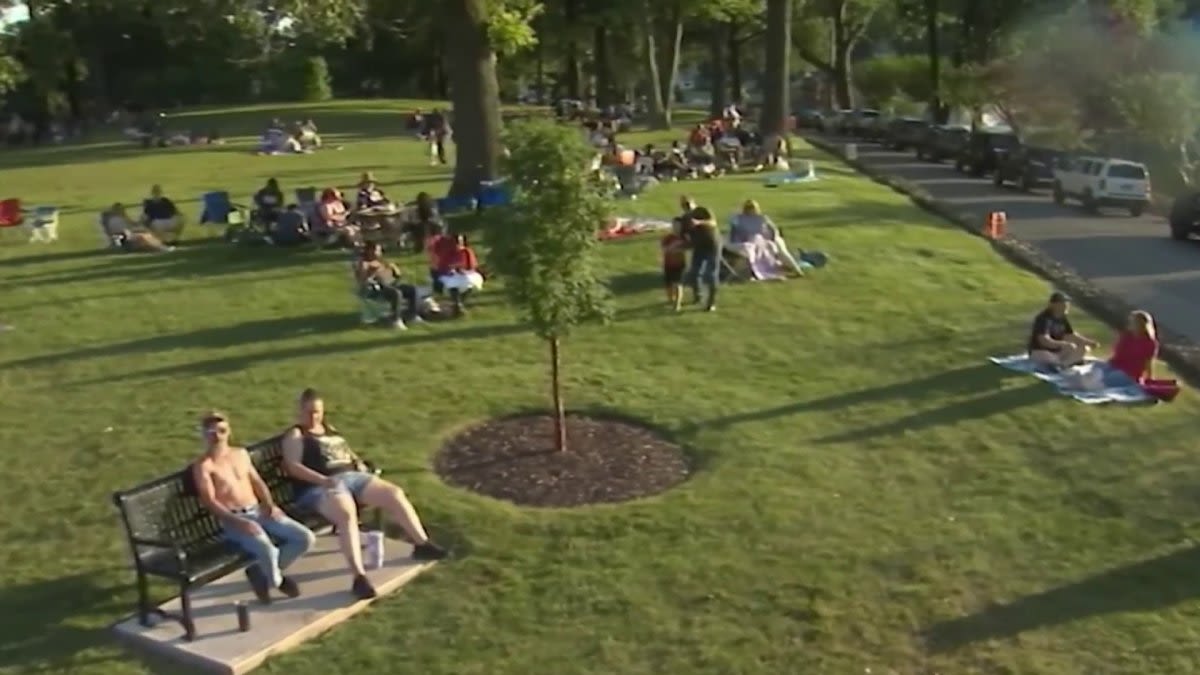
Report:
136,570,153,627
179,584,196,641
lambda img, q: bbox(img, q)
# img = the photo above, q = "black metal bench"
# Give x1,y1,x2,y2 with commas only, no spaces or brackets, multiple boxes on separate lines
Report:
111,433,381,641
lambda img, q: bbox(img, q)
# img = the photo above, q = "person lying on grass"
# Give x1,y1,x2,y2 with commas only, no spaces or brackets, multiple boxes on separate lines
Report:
282,389,448,601
1028,291,1099,369
101,203,173,253
192,411,316,605
355,242,421,330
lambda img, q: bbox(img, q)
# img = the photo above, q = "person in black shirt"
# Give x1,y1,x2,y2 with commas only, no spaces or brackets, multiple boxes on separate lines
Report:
140,184,184,244
1028,291,1098,368
684,205,722,311
253,177,284,225
270,204,311,246
282,389,448,600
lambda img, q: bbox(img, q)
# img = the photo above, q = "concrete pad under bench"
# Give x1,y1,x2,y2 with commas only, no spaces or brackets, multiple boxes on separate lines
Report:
111,534,435,675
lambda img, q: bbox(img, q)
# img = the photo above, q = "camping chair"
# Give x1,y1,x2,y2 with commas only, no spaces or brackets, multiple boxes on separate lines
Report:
0,198,25,241
437,195,476,215
26,205,59,243
476,182,511,209
719,247,753,283
612,166,645,199
199,191,247,227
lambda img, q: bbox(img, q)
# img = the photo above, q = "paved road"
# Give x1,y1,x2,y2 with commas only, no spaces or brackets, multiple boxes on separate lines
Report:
809,133,1200,342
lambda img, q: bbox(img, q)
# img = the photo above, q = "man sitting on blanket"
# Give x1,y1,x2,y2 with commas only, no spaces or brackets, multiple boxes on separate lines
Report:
1028,292,1099,369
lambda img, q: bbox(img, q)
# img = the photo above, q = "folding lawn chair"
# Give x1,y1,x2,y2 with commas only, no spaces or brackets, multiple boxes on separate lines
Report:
0,198,25,242
25,205,59,243
199,191,247,227
476,181,511,209
719,247,753,283
437,195,476,215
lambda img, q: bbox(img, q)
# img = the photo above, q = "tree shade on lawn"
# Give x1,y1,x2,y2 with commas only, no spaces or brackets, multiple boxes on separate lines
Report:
0,101,1198,674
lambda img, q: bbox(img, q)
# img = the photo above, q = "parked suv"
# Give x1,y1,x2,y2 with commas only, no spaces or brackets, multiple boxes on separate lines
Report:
918,125,969,162
846,109,880,137
955,129,1018,176
993,145,1059,191
1168,192,1200,240
884,118,929,151
1052,156,1151,216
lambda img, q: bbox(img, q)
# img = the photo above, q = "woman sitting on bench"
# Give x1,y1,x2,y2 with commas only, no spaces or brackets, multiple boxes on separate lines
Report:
101,203,173,253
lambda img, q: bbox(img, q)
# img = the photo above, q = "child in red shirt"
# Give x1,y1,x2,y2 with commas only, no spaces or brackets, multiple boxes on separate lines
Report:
661,220,688,311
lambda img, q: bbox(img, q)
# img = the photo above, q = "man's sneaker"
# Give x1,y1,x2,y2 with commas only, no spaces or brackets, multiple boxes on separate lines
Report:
244,567,272,605
351,574,378,600
412,541,448,561
277,576,301,599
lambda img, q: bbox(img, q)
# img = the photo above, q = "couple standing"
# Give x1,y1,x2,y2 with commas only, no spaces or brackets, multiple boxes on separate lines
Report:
191,389,447,603
662,196,723,312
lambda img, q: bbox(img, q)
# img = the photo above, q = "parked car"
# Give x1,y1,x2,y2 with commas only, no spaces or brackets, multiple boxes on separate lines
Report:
846,109,880,137
794,109,824,130
884,118,929,151
1052,156,1151,216
1168,192,1200,240
821,109,853,134
992,144,1059,191
918,125,970,162
955,128,1019,176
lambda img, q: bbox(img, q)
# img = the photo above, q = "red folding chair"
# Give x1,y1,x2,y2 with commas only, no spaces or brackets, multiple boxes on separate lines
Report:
0,198,25,241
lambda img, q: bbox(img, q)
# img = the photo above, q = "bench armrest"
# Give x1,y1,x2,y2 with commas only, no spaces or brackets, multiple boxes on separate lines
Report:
130,536,175,548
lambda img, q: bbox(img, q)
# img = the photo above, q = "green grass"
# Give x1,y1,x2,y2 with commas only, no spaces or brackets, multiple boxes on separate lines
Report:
2,99,1199,675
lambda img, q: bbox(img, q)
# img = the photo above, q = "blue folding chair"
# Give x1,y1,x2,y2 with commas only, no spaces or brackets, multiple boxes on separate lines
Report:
437,195,476,215
476,183,511,209
199,191,247,226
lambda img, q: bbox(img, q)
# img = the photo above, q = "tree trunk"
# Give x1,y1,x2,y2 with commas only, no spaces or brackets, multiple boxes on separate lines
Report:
653,4,684,127
594,24,611,107
443,0,504,199
925,0,946,123
640,2,668,128
833,46,853,109
563,0,581,98
761,0,792,136
709,26,729,117
549,336,567,452
727,25,743,105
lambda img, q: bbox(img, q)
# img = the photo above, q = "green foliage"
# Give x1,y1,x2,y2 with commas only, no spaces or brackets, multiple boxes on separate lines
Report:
486,0,543,55
855,54,934,109
1111,72,1200,185
302,56,334,102
486,119,614,341
0,54,25,97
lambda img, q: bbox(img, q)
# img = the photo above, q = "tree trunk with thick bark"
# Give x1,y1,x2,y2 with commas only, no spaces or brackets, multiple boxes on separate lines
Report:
549,336,567,452
443,0,503,199
640,2,668,128
593,24,611,107
925,0,947,123
727,24,743,105
563,0,581,98
761,0,792,136
709,25,729,117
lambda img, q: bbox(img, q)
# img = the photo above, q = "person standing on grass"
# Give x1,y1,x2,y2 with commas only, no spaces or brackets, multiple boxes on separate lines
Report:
423,109,451,166
282,389,448,601
684,206,722,312
192,411,316,605
661,219,688,311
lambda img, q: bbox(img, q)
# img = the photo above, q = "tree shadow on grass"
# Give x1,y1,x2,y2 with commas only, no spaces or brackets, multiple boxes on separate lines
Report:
0,247,111,269
813,382,1056,444
608,270,663,297
3,311,353,370
0,572,125,673
922,546,1200,653
684,363,1002,433
66,321,528,385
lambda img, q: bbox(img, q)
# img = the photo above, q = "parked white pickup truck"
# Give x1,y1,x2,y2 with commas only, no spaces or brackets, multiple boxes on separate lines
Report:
1052,156,1151,216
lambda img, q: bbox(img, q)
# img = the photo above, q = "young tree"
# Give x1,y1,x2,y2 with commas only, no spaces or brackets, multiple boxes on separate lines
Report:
485,119,614,452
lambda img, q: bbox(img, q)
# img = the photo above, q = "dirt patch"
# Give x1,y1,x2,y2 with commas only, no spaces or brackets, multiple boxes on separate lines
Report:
433,413,690,507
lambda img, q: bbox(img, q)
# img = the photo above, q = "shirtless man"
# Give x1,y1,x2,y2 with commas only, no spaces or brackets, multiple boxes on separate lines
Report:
192,411,317,604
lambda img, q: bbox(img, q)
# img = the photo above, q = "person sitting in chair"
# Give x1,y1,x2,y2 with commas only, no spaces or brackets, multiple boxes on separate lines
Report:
434,233,484,316
317,188,358,247
281,389,448,601
253,178,285,226
101,203,173,253
270,204,311,247
354,242,421,329
1028,292,1099,369
403,192,444,254
140,184,184,244
355,173,392,210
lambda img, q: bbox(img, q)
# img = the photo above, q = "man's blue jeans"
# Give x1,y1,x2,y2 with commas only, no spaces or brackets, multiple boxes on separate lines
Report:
687,251,720,306
222,505,316,588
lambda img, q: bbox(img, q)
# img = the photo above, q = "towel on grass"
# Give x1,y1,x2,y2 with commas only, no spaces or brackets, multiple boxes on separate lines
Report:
988,354,1154,404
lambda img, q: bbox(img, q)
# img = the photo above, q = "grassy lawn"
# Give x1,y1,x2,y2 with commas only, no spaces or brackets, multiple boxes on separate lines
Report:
2,99,1200,675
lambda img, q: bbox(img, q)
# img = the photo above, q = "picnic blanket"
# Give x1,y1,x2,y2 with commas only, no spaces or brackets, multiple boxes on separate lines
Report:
988,354,1154,405
764,160,819,187
598,216,673,240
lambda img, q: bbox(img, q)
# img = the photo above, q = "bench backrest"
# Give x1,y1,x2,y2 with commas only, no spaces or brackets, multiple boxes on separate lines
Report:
112,435,298,555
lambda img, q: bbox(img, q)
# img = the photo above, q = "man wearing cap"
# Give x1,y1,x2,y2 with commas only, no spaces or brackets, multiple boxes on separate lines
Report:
1028,291,1098,368
192,411,316,604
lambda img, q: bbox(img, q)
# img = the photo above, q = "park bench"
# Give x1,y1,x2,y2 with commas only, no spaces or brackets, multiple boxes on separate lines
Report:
111,433,382,641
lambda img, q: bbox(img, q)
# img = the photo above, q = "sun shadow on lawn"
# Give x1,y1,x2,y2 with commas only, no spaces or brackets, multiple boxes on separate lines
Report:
922,546,1200,653
65,321,528,385
2,312,353,370
0,572,124,672
685,363,1003,432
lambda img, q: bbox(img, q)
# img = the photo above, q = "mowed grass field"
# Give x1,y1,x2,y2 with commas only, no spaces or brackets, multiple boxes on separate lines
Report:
1,99,1199,675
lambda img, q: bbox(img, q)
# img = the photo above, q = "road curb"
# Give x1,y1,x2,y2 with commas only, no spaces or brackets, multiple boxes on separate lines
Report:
803,134,1200,386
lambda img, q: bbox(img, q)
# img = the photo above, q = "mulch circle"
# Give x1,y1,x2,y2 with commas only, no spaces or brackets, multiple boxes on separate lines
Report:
433,413,691,507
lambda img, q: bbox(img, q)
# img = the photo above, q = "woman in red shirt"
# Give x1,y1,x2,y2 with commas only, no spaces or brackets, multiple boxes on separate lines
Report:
435,234,484,315
1071,310,1162,391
